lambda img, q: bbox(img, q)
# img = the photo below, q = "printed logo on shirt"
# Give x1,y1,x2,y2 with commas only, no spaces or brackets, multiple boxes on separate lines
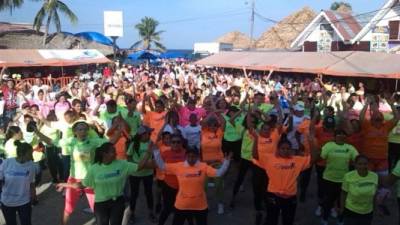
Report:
357,181,375,188
7,170,29,177
334,149,349,153
274,162,295,170
98,170,121,179
184,170,202,177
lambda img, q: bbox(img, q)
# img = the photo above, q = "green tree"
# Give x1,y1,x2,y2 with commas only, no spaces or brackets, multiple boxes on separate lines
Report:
330,1,352,11
33,0,78,46
131,17,166,51
0,0,24,13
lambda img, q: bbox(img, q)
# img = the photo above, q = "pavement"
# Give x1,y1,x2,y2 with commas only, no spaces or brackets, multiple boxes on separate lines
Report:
0,164,397,225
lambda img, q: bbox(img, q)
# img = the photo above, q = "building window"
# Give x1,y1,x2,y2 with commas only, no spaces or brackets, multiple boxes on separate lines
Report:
389,20,400,40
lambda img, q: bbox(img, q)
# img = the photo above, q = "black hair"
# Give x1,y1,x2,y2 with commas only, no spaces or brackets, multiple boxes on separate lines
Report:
334,129,347,136
14,140,32,158
94,142,114,164
5,126,21,145
277,133,292,148
354,154,369,163
106,99,117,107
71,99,82,106
186,146,199,155
30,104,39,110
72,121,89,132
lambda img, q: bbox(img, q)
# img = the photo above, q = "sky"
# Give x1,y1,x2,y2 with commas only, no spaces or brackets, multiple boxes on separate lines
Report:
0,0,386,49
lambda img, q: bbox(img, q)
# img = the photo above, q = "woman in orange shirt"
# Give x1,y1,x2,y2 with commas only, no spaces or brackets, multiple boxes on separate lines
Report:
253,132,318,225
157,134,187,225
106,115,130,160
152,146,231,225
200,114,225,214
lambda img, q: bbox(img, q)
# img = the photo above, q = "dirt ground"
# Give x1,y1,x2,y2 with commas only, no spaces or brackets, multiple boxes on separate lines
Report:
0,165,397,225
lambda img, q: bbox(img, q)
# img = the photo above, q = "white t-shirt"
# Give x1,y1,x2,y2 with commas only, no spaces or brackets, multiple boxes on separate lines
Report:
182,125,201,149
0,158,35,206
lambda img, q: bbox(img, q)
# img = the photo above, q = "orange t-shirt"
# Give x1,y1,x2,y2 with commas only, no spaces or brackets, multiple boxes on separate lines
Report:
161,149,186,189
297,120,313,155
201,128,224,163
346,132,362,152
165,162,217,210
260,153,310,196
143,111,167,142
253,130,280,168
107,127,130,160
361,121,395,159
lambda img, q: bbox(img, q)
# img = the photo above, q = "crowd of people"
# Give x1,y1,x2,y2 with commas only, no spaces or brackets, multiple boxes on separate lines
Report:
0,62,399,225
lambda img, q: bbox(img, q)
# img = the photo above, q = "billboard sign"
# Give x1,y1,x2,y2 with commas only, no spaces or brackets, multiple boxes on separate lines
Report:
104,11,123,37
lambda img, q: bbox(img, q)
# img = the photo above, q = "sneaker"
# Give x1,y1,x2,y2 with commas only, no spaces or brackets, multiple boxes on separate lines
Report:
320,220,328,225
217,203,224,215
315,206,322,217
330,208,337,218
239,184,245,192
255,211,263,225
82,207,93,214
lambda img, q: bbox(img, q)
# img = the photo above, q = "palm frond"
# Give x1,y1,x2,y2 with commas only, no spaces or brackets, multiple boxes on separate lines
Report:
33,6,46,31
153,41,166,52
0,0,24,13
130,40,143,49
53,10,61,32
57,0,78,24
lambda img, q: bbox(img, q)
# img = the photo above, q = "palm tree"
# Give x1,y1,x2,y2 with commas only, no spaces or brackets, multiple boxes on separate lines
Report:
131,17,166,52
0,0,24,13
330,1,352,12
33,0,78,46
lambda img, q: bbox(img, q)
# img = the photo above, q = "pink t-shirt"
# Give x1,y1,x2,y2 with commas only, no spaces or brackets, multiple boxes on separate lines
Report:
54,101,70,120
178,106,206,127
31,100,54,118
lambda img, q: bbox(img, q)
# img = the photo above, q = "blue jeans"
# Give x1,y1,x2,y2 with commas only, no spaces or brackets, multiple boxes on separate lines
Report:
2,108,16,129
1,202,32,225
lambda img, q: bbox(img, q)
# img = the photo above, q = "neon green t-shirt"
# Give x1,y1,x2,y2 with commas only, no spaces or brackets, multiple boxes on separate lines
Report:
122,111,142,137
392,160,400,197
65,137,107,179
321,142,358,183
389,121,400,144
82,160,139,202
223,114,245,142
241,130,254,161
127,142,153,177
99,106,128,123
342,170,378,214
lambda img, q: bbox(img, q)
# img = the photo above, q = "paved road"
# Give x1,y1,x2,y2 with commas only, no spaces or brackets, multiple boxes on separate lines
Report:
0,165,397,225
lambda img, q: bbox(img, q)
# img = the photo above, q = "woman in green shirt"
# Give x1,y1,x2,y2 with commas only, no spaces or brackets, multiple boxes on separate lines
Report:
340,155,378,225
57,142,151,225
127,125,156,223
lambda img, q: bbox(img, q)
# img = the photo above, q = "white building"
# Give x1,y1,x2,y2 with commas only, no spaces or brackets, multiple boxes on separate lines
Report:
193,42,233,55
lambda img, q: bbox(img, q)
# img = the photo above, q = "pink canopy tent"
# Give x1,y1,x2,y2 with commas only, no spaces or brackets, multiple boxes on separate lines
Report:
195,51,400,79
0,49,111,67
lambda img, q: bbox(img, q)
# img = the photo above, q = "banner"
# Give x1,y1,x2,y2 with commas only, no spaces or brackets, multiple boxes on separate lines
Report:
38,49,105,60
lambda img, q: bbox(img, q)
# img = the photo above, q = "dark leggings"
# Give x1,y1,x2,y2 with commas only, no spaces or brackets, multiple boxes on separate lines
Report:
61,155,70,182
232,159,267,211
299,166,312,200
265,193,297,225
1,202,32,225
46,146,64,182
232,158,252,197
172,209,208,225
222,139,242,162
316,165,325,205
388,142,400,173
253,164,268,211
322,179,342,221
129,175,154,214
158,182,177,225
343,208,372,225
94,196,125,225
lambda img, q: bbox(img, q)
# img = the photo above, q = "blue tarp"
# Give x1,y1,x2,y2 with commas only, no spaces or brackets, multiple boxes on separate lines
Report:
74,32,113,46
160,50,192,59
128,50,159,60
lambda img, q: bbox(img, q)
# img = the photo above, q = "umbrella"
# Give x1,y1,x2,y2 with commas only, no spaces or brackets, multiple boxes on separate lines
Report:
75,32,113,46
128,50,160,60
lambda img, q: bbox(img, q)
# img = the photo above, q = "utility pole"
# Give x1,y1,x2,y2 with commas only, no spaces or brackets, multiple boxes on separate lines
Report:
249,0,255,50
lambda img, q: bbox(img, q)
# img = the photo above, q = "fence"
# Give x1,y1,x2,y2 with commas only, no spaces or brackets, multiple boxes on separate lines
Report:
16,76,75,88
